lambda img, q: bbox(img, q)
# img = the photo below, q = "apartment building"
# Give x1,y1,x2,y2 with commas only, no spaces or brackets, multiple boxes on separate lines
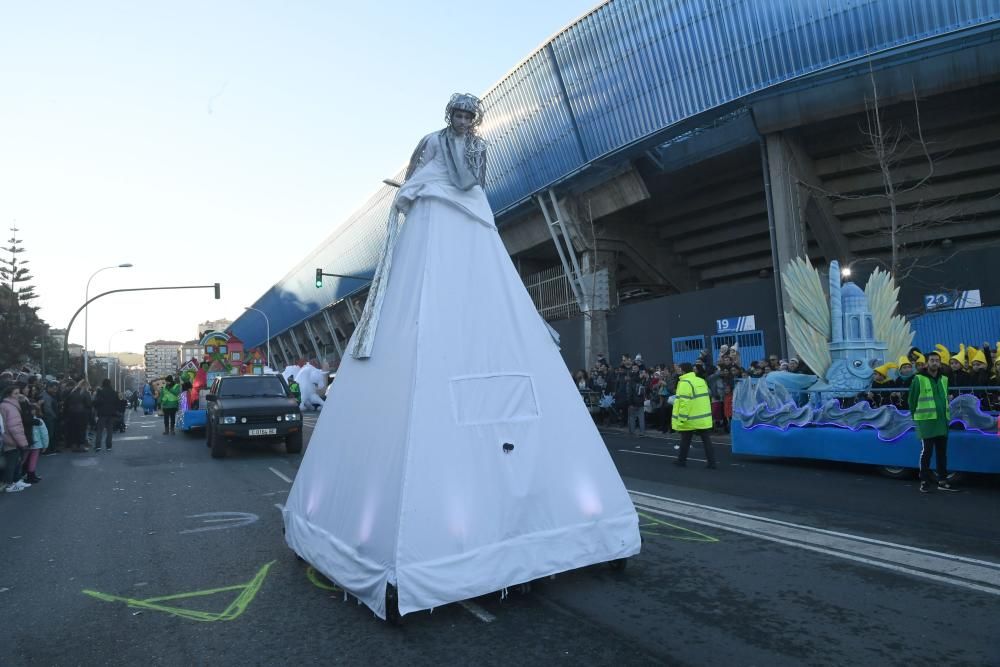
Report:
144,340,183,381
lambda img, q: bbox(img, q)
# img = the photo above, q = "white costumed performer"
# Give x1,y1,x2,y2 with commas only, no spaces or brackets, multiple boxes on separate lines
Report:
294,362,326,411
283,93,640,621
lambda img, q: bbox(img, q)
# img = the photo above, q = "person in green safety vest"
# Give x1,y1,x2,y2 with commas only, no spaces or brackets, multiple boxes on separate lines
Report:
907,351,958,493
159,375,181,436
670,362,717,469
288,379,301,404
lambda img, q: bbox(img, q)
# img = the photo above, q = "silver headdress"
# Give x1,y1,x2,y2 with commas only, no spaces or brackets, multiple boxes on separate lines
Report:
444,93,485,131
441,92,488,188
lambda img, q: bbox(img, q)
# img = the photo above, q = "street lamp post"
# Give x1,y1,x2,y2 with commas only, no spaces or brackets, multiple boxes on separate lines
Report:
244,307,271,369
108,328,134,392
85,263,133,382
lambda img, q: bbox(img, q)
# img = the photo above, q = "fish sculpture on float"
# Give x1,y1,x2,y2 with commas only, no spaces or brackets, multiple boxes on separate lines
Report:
764,258,914,402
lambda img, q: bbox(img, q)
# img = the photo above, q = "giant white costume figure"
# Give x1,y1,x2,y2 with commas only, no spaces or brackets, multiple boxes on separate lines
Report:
294,361,326,411
283,93,640,620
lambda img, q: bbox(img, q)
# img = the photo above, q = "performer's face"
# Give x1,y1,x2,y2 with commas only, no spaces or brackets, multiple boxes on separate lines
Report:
451,109,475,135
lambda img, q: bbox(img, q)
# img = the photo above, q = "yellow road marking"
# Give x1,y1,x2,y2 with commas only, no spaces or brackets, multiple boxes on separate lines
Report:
82,560,275,622
638,511,719,542
306,566,341,592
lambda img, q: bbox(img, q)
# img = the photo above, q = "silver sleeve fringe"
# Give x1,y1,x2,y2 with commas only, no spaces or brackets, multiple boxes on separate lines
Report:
348,206,402,360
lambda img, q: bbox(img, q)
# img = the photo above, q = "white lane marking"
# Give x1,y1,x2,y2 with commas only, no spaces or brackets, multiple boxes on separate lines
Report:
179,512,259,535
632,490,1000,570
618,449,707,463
268,467,293,484
630,491,1000,596
459,600,496,623
117,436,150,441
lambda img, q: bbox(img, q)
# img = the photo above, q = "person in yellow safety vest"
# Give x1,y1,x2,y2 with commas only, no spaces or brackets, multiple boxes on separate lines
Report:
907,351,958,493
670,362,717,469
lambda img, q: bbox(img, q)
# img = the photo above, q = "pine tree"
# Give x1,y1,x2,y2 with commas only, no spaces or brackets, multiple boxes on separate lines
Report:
0,225,46,370
0,225,38,305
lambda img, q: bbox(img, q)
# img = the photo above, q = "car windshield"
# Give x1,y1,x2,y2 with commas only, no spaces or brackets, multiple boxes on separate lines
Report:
218,376,287,398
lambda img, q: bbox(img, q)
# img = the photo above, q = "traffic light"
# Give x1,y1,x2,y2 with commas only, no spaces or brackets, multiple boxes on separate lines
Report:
214,283,221,299
315,268,323,288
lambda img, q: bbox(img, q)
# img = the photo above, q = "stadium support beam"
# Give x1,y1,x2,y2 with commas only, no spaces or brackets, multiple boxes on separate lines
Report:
764,132,851,265
321,310,344,360
287,330,305,360
276,336,293,366
302,320,323,361
765,133,811,267
779,133,853,264
580,251,614,370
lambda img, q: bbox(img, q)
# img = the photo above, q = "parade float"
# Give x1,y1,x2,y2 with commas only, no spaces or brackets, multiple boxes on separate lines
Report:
731,259,1000,475
176,331,268,433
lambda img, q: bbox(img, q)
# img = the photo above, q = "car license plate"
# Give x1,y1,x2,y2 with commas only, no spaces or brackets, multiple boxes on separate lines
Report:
249,428,277,436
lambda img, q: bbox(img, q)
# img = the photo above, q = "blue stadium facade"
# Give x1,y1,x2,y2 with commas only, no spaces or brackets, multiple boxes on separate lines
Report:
228,0,1000,368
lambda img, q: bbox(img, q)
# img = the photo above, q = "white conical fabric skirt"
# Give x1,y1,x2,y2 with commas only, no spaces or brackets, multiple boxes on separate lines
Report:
283,190,640,619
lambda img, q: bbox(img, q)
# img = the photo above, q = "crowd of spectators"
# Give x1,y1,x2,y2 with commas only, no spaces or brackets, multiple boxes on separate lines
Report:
576,341,1000,435
866,343,1000,410
1,371,130,494
576,345,765,435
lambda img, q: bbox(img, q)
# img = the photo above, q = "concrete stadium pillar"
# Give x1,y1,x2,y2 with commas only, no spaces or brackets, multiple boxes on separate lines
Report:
287,330,305,360
763,133,810,359
580,250,615,369
276,336,293,366
321,310,344,361
302,320,324,361
765,133,809,278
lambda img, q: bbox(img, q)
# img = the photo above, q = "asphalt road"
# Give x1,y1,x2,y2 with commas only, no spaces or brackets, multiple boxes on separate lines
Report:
2,411,998,666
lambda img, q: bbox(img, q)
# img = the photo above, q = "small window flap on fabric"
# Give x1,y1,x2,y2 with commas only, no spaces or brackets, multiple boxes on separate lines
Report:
450,374,539,425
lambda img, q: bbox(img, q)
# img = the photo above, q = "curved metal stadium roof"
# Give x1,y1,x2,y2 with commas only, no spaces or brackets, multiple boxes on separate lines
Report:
230,0,1000,349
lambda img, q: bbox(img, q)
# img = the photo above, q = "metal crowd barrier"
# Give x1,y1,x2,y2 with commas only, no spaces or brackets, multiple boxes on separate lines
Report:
815,384,1000,414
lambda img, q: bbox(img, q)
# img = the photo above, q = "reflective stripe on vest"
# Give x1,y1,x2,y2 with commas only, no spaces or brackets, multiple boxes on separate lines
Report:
912,374,949,421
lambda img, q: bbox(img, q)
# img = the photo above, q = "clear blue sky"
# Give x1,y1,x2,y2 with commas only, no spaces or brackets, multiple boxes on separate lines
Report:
1,0,598,354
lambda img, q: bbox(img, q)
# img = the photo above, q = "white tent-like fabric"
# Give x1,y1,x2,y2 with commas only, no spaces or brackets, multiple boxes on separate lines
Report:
283,135,640,620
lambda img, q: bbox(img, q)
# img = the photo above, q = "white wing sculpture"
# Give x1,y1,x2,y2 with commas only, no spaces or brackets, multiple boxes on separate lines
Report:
864,267,914,363
782,257,831,378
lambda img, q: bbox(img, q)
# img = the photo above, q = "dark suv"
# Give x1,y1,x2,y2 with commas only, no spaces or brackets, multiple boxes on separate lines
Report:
205,374,303,458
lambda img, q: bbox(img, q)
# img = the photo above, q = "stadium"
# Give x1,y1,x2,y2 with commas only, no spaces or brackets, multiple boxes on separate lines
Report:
228,0,1000,371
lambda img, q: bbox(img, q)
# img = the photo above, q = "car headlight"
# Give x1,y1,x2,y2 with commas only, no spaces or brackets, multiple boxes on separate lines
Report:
221,416,237,424
284,413,300,422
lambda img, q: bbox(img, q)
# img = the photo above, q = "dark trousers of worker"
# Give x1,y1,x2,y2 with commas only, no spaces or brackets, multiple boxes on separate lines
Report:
162,408,177,433
677,429,716,466
919,435,948,482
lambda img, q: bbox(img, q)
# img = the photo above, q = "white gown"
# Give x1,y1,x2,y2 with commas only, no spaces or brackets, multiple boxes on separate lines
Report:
282,130,641,619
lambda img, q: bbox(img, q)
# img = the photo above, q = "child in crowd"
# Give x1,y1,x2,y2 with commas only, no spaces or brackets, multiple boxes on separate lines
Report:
24,402,48,484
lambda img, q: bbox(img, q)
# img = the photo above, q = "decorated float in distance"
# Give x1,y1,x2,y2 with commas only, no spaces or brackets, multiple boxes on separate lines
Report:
731,258,1000,476
177,330,270,432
